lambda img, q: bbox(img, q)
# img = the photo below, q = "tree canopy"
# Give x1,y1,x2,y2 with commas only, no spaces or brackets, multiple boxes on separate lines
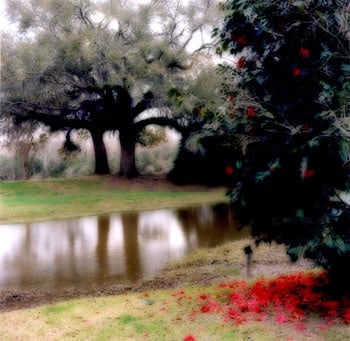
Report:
216,0,350,291
1,0,221,177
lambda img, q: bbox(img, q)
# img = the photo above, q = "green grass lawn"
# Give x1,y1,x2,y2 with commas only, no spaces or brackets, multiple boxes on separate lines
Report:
0,177,227,223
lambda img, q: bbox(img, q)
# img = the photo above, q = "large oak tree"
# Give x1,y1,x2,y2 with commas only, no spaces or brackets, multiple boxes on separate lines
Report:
1,0,220,177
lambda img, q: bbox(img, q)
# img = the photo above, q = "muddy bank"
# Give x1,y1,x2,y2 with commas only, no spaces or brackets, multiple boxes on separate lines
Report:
0,240,314,312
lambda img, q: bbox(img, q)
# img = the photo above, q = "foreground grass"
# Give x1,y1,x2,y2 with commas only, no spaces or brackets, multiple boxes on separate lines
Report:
0,176,227,224
1,279,349,341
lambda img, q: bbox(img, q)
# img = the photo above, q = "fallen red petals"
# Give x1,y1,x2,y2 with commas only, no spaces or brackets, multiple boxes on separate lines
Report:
275,313,290,324
201,305,211,313
183,335,196,341
194,272,350,327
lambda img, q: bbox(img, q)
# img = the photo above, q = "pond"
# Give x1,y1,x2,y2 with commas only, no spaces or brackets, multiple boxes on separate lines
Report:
0,204,249,293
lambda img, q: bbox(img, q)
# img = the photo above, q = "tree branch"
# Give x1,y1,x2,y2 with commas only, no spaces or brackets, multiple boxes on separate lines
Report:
133,116,205,135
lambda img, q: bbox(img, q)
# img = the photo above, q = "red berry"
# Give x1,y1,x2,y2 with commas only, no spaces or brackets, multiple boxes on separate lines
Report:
225,166,234,176
236,58,246,68
303,169,315,178
246,106,257,117
299,47,311,58
236,36,247,45
293,67,302,77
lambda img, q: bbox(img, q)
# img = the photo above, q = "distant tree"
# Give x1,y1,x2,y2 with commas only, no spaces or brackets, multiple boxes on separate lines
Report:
1,120,48,179
1,0,220,177
216,0,350,292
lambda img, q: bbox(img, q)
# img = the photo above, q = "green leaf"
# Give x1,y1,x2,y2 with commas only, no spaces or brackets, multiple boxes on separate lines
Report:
262,110,274,119
287,245,302,262
222,41,229,51
296,209,304,218
341,63,350,74
255,171,270,182
235,160,242,169
339,141,350,162
308,138,319,148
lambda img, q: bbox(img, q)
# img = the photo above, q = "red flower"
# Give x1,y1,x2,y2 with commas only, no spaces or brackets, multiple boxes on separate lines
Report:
236,58,246,68
200,305,211,313
302,123,311,132
199,294,208,300
236,36,247,45
184,335,196,341
225,166,234,176
303,169,315,178
292,67,302,77
299,47,311,58
246,106,257,117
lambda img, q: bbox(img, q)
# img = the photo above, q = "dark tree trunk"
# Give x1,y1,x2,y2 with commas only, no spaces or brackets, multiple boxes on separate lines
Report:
90,129,110,175
119,131,138,178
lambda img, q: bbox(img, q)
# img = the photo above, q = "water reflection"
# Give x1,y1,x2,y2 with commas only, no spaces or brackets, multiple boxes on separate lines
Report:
0,204,249,292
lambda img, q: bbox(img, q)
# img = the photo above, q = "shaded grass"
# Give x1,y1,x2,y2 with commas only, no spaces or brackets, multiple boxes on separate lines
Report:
0,177,227,224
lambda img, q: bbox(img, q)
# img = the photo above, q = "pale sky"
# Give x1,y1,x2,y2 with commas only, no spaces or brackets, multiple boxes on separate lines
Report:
0,0,215,58
0,0,9,30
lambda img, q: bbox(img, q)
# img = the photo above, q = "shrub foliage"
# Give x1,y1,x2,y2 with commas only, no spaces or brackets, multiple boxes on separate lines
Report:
216,0,350,291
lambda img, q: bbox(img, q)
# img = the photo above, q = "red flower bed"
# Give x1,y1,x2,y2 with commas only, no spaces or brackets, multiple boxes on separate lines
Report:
199,272,350,326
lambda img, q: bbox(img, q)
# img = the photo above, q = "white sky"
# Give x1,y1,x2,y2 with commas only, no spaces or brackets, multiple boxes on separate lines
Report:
0,0,14,32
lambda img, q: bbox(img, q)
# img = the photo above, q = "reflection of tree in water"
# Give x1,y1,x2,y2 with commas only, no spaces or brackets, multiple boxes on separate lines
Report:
139,227,168,241
96,215,110,284
177,204,248,248
121,212,141,281
10,220,92,288
67,219,81,282
20,225,33,285
1,205,251,292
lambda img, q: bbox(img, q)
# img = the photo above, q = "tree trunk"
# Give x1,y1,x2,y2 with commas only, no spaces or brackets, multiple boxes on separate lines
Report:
119,131,138,178
90,129,110,175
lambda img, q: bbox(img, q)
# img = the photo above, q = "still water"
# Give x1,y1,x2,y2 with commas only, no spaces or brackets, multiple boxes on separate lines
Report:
0,204,249,292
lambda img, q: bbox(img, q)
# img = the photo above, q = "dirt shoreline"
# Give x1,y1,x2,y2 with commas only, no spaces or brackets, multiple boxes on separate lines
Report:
0,249,313,312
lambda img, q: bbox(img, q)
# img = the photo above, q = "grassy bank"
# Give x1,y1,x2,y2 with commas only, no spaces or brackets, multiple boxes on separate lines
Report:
0,176,227,224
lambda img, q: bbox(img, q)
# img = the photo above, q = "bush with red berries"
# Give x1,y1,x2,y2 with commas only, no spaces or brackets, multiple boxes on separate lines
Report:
215,0,350,292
